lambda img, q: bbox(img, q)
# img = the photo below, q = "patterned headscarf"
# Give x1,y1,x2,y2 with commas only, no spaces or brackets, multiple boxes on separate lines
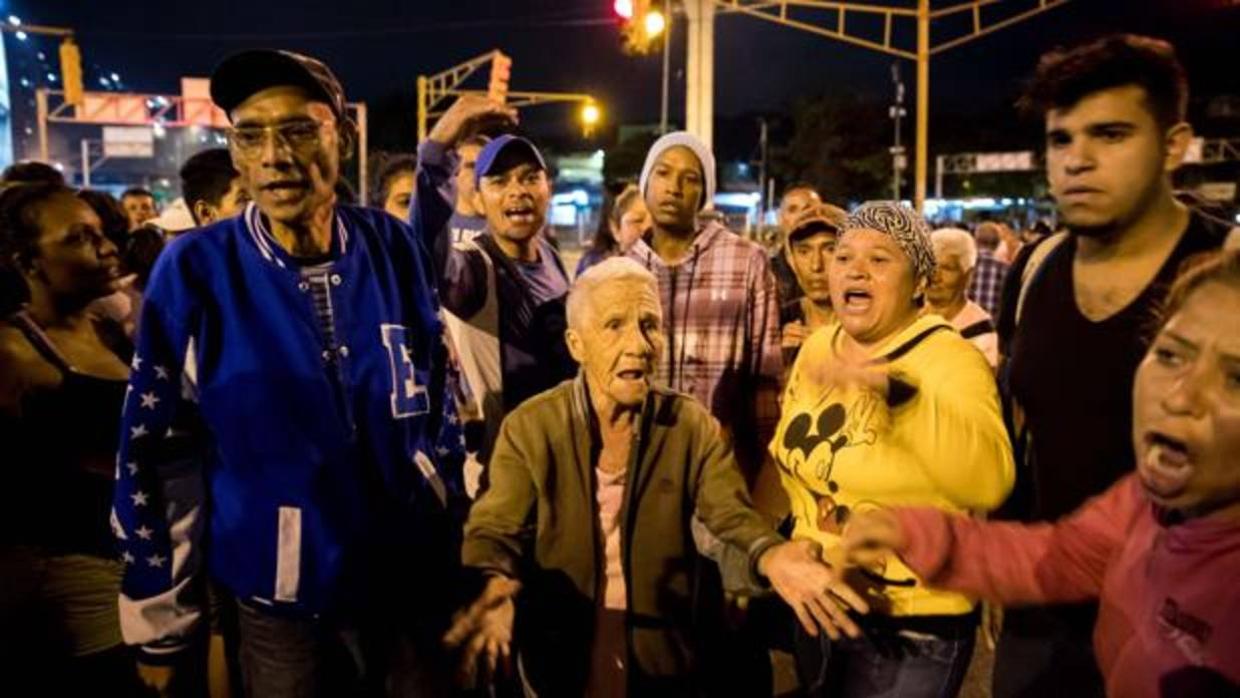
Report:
842,201,936,284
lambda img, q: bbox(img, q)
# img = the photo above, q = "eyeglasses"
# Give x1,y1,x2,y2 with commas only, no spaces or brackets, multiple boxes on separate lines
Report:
228,119,334,156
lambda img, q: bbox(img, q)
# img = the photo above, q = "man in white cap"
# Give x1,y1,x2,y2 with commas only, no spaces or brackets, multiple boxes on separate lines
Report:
626,132,782,489
625,132,784,694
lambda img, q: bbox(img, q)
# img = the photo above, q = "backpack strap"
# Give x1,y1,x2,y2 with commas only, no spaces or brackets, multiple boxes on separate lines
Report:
959,318,996,340
1015,231,1070,325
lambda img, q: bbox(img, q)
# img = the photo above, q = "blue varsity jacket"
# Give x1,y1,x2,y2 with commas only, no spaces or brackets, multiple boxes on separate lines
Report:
112,203,463,661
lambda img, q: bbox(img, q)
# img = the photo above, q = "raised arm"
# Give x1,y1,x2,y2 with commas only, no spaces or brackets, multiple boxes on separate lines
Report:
412,96,516,318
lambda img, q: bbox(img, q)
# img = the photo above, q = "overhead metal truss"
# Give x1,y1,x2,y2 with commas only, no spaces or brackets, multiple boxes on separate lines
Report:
416,51,594,141
712,0,1072,59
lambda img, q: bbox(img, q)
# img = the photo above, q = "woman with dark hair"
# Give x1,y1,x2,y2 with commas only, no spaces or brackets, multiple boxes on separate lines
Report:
79,189,152,342
374,153,418,220
0,183,145,694
576,183,649,276
77,189,130,250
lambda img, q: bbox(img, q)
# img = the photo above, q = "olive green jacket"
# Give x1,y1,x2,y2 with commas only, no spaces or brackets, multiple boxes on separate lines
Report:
462,376,783,695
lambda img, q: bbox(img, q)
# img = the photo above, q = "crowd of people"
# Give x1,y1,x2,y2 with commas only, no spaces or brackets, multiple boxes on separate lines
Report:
0,31,1237,698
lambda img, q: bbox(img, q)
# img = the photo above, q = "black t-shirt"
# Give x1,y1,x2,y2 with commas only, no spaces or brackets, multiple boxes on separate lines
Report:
1005,211,1224,522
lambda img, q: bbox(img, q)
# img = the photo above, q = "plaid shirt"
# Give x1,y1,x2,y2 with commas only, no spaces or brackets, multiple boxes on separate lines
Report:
627,222,783,478
968,250,1009,319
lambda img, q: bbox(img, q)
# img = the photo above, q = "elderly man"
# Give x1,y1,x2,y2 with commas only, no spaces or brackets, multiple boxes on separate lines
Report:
446,257,867,697
112,49,464,696
927,228,999,368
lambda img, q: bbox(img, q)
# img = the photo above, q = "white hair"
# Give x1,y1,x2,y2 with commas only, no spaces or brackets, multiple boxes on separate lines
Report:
930,228,978,272
567,256,660,330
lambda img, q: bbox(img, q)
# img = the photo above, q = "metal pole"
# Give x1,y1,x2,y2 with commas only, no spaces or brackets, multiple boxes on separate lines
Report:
81,139,90,187
891,63,905,201
684,0,714,148
660,0,671,134
914,0,929,212
766,177,775,231
935,154,944,199
416,75,428,143
757,117,768,224
36,88,50,161
356,103,369,204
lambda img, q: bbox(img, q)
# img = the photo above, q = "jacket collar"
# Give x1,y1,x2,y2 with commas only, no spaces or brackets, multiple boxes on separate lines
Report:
242,202,349,269
569,372,663,453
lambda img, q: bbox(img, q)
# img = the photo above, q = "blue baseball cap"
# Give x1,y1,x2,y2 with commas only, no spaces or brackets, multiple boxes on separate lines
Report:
474,135,547,187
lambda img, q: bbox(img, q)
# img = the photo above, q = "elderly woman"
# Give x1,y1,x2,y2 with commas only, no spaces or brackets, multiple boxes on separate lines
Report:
846,249,1240,696
926,227,999,368
779,202,848,365
447,256,868,697
771,201,1014,697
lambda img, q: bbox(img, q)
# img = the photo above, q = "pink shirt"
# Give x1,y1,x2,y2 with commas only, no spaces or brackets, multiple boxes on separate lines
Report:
596,467,628,610
896,475,1240,697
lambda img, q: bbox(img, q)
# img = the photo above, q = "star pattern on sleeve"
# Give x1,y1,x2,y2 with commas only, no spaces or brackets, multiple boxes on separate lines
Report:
114,293,189,602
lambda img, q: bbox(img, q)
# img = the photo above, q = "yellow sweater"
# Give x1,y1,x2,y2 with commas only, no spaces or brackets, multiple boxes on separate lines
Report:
771,315,1014,617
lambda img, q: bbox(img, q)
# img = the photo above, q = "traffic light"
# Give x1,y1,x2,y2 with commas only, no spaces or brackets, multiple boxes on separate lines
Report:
59,37,84,106
616,0,665,55
581,101,601,138
488,51,512,104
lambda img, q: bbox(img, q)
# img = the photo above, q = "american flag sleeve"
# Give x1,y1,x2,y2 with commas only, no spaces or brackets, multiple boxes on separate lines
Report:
112,294,206,662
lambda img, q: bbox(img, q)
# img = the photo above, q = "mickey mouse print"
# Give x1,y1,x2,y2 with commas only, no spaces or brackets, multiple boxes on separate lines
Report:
769,317,1015,618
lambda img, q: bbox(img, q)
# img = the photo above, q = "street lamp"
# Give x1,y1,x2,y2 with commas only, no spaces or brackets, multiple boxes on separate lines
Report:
581,101,601,138
644,10,666,38
581,102,601,127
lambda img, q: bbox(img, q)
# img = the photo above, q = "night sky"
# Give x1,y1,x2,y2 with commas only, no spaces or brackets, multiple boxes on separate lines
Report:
12,0,1240,161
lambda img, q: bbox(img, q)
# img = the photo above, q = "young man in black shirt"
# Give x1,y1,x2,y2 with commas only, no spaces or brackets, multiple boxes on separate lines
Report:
996,34,1227,697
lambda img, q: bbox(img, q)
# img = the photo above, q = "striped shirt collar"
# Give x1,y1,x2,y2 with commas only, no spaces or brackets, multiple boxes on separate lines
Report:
243,202,349,268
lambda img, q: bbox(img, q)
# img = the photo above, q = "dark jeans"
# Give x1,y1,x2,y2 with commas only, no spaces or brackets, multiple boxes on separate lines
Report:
794,620,975,698
993,606,1105,698
237,599,453,698
233,507,464,698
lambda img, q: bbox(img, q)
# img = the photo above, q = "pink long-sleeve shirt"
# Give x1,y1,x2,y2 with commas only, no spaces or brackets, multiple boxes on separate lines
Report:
895,475,1240,697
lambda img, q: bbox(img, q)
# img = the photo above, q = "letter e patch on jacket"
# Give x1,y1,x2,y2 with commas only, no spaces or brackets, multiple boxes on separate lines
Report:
381,324,429,418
